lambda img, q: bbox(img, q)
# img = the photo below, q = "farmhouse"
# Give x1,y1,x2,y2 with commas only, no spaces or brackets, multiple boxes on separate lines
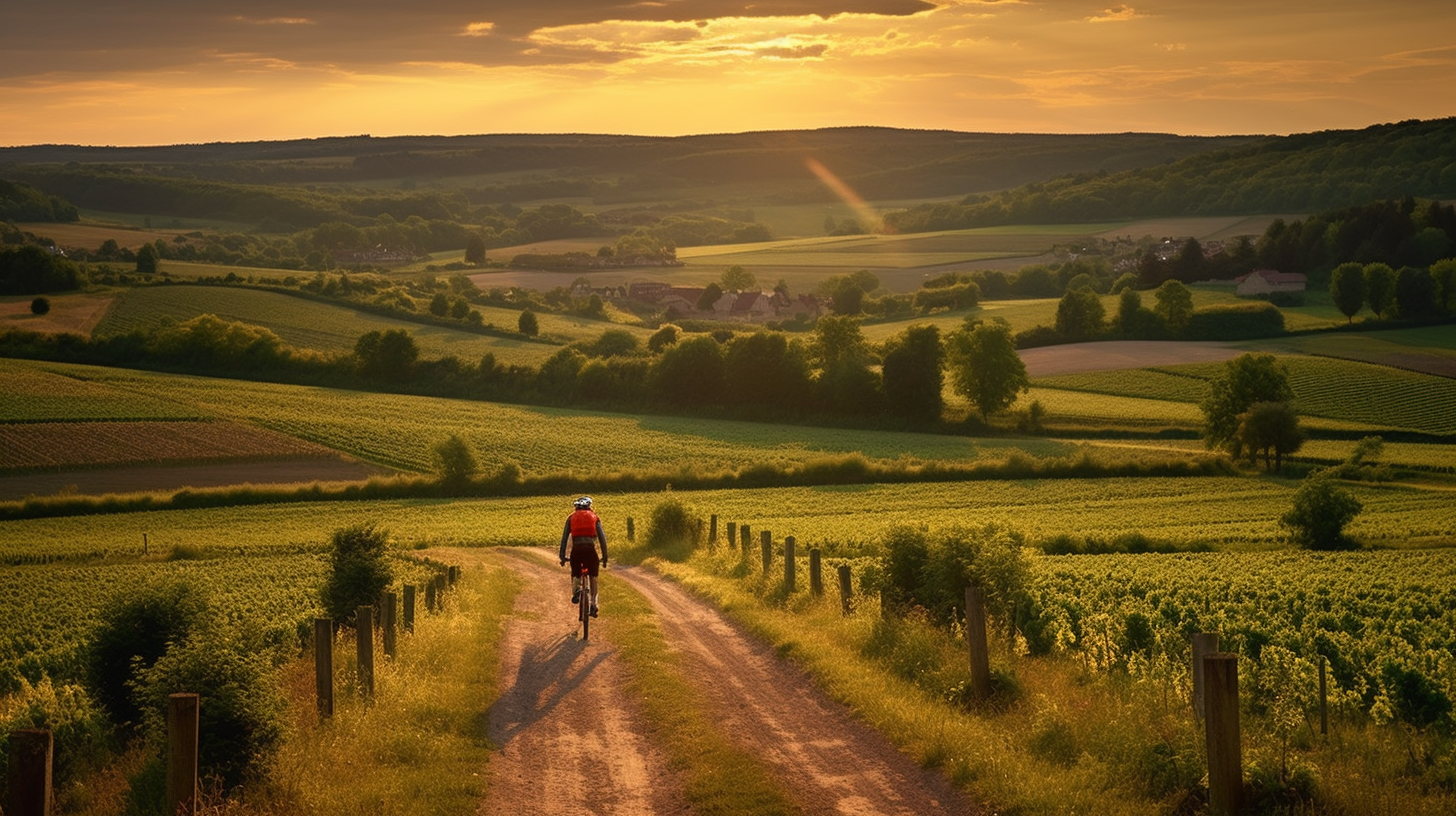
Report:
1235,269,1307,295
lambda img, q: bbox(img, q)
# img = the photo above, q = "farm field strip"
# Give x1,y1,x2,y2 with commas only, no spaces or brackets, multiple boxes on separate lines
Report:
0,359,212,422
0,420,339,471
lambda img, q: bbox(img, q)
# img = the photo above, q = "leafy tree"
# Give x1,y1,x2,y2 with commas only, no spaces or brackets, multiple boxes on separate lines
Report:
720,265,756,291
87,580,212,727
807,314,879,411
1394,265,1438,319
1430,258,1456,314
322,524,393,624
1282,473,1362,550
696,282,724,312
1235,401,1304,471
149,314,289,369
135,242,159,274
431,434,479,485
450,298,470,319
647,323,680,353
429,292,450,316
464,233,487,264
650,335,726,406
518,308,539,336
723,331,812,411
1153,279,1194,335
820,271,879,316
536,347,586,400
1115,288,1162,337
1328,262,1367,322
30,296,50,315
0,244,82,295
1171,237,1205,282
1054,288,1104,340
879,324,944,423
354,328,418,381
579,328,642,359
1364,262,1396,317
1201,353,1294,454
946,319,1028,420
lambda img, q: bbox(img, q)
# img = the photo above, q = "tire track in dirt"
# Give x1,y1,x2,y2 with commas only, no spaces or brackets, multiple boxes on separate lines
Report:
613,564,981,816
472,549,689,816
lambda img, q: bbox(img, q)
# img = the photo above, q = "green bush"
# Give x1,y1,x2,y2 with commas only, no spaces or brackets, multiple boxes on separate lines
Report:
322,524,393,625
643,496,700,562
132,628,288,792
0,678,111,802
1281,472,1363,550
86,580,212,728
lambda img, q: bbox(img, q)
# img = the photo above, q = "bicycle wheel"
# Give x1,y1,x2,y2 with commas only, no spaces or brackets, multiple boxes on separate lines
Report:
579,572,590,641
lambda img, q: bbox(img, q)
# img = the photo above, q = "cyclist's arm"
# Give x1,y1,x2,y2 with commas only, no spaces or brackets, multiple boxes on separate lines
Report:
596,519,608,564
558,518,571,563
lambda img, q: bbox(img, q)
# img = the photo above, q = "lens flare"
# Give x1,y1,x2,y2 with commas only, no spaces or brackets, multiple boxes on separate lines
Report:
804,157,886,233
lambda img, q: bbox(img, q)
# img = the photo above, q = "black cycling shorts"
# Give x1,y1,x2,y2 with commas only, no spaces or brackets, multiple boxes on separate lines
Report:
569,540,600,577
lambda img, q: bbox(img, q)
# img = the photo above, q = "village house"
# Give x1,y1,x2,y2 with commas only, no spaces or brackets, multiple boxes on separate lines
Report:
1235,269,1307,296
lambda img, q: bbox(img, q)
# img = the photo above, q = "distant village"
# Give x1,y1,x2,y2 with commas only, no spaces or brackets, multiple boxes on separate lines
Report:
593,282,826,323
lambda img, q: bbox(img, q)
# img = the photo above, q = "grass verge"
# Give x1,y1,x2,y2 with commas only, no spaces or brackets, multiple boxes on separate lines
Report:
598,570,801,815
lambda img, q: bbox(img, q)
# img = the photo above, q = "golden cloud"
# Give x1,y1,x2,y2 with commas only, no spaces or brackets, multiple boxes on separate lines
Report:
462,22,497,37
1086,5,1143,23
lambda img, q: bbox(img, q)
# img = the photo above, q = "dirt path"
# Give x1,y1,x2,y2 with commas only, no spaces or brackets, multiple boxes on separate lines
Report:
473,549,688,816
613,564,981,816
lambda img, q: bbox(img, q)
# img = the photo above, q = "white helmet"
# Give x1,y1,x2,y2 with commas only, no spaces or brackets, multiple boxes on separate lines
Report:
573,496,593,510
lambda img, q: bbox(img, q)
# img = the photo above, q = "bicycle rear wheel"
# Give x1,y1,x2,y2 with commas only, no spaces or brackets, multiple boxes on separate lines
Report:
579,573,590,641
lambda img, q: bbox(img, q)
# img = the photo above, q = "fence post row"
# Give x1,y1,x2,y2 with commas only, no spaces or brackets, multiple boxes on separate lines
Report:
1204,653,1243,816
809,548,822,596
837,564,853,616
965,586,992,701
1192,632,1220,719
357,605,375,699
382,591,397,659
314,618,334,718
6,728,53,816
167,693,200,816
784,537,796,594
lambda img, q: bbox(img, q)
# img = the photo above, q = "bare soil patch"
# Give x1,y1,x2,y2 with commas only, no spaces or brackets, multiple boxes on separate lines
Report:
0,293,115,336
0,420,339,470
1022,340,1242,377
0,457,388,501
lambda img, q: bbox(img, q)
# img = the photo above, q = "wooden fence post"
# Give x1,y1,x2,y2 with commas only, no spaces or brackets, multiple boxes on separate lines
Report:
627,517,635,542
837,565,853,616
1318,655,1328,737
436,573,447,601
784,536,796,594
1192,633,1220,719
357,605,375,699
381,591,397,660
726,522,737,551
7,728,53,816
761,531,772,575
1205,653,1243,816
448,566,458,586
314,618,333,718
425,580,437,613
166,693,199,816
809,548,822,596
403,585,416,632
143,533,148,556
741,524,751,551
965,586,992,701
709,515,718,544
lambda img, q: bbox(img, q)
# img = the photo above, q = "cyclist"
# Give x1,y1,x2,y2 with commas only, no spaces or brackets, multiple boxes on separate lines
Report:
559,496,608,617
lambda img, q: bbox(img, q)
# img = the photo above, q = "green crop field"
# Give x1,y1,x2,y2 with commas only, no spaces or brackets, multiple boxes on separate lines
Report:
0,358,209,422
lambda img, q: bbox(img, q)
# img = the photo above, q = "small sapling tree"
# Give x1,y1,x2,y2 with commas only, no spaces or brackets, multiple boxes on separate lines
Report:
432,433,479,486
1282,472,1362,550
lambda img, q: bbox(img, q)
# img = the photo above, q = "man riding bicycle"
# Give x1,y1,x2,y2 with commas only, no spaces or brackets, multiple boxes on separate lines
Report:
559,496,607,617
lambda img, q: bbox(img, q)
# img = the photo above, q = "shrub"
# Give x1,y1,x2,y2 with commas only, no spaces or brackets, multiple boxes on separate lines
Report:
132,628,288,792
321,524,393,625
643,495,699,562
0,678,111,799
30,296,50,315
1281,473,1362,550
86,580,212,728
431,434,479,485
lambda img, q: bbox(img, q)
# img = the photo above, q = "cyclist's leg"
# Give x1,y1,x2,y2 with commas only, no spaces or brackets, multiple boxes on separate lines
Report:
568,547,585,602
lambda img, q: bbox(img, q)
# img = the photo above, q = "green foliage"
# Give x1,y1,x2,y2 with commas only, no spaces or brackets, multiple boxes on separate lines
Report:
1328,262,1367,321
29,296,50,315
354,328,418,381
879,324,944,423
322,524,393,624
0,178,80,222
132,627,288,791
0,244,82,295
1364,262,1396,317
880,523,1031,628
1395,265,1439,318
643,496,700,562
1153,280,1194,334
148,314,292,370
431,434,479,485
647,323,680,352
720,264,756,291
1053,288,1104,340
946,319,1028,419
1282,473,1362,550
1202,353,1294,453
135,243,160,275
0,678,111,796
86,579,213,728
1235,401,1304,471
517,308,539,337
651,335,726,407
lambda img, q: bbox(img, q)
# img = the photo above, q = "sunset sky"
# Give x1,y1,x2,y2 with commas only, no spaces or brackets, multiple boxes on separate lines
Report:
2,0,1453,146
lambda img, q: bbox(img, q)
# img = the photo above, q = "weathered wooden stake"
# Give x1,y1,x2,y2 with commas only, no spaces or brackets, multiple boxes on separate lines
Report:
447,566,458,586
837,565,853,616
425,579,437,612
436,573,447,603
709,514,718,544
761,531,772,575
741,524,751,550
1318,655,1328,737
7,728,53,816
726,522,737,550
809,548,822,596
166,693,200,816
314,618,333,718
627,517,635,542
142,533,148,556
357,605,375,698
403,585,416,632
1192,632,1220,719
1204,653,1243,816
381,591,397,659
784,536,796,594
965,586,992,701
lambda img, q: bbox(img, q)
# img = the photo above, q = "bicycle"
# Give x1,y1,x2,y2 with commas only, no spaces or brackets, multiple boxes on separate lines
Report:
577,562,591,641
